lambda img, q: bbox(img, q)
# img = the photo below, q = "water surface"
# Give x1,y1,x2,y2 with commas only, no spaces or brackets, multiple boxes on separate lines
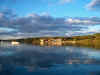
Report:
0,43,100,75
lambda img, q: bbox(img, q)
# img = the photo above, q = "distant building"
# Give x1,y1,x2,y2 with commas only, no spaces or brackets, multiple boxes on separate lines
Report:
40,38,62,46
11,41,20,45
40,39,44,46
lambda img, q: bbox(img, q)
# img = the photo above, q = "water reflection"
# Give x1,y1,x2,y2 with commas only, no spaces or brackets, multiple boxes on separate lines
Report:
0,42,100,75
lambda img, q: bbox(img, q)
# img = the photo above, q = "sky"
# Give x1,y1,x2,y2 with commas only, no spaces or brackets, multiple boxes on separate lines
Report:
0,0,100,39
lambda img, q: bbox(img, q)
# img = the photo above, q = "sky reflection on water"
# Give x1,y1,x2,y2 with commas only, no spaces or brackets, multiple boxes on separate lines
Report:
0,43,100,75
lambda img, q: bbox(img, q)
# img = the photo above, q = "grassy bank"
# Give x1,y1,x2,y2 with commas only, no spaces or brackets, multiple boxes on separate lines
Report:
63,33,100,49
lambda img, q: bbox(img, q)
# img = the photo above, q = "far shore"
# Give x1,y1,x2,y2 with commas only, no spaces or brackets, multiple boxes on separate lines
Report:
0,33,100,49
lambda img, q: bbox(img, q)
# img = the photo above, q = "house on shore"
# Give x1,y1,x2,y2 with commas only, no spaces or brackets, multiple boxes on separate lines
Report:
40,38,62,46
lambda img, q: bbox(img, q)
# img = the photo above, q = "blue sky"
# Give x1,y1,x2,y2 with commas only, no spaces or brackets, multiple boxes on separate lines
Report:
0,0,100,17
0,0,100,39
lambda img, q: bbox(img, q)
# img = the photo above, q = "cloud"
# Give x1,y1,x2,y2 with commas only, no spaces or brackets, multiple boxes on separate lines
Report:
66,18,91,24
0,27,16,33
0,9,100,39
86,0,100,10
0,13,4,18
43,0,72,6
66,17,100,25
59,0,72,4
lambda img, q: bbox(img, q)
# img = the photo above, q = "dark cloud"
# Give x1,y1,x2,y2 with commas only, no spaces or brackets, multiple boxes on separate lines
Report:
0,8,16,28
0,9,100,39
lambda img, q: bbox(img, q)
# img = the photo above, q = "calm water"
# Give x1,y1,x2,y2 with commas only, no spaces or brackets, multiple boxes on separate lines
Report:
0,43,100,75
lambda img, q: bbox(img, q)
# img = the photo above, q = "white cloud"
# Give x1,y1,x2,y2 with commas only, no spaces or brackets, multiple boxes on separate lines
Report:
86,0,100,10
60,0,72,4
40,12,50,17
67,18,91,24
65,18,100,25
64,0,72,2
